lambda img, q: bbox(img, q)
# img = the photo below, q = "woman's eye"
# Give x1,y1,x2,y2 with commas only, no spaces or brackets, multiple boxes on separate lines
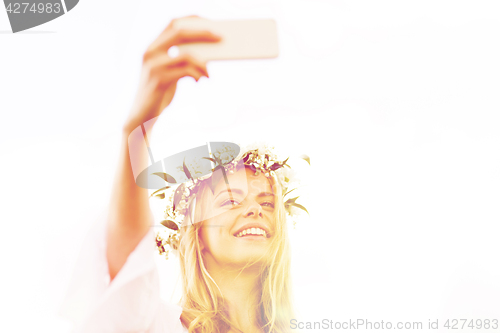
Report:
262,202,275,208
222,200,240,207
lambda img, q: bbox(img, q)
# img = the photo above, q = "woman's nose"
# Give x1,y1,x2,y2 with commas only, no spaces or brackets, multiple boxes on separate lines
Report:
244,202,263,218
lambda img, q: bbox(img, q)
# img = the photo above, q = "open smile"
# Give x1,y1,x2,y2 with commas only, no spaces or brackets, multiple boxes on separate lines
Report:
233,225,271,239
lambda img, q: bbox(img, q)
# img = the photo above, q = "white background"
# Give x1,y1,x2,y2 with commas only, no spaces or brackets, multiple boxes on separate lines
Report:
1,1,500,332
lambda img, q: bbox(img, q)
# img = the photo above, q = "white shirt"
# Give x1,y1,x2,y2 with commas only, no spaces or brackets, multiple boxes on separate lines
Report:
59,213,188,333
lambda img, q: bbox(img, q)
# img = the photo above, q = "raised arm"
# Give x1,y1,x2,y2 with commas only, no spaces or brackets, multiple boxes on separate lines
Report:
106,16,221,281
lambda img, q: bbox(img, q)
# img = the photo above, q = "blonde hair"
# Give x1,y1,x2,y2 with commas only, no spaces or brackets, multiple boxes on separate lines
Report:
177,164,295,333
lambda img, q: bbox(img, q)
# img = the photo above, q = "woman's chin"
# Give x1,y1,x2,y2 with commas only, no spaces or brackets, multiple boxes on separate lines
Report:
232,248,272,267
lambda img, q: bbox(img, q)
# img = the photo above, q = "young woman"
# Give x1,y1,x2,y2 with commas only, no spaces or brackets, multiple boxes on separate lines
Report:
61,15,302,333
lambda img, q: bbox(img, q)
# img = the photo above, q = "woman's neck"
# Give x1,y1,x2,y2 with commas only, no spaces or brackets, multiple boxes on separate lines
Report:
208,265,264,332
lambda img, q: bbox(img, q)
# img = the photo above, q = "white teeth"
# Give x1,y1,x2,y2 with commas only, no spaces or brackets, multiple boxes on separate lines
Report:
236,227,268,238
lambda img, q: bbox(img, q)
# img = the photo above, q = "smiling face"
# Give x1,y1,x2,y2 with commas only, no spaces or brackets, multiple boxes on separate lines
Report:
198,166,277,270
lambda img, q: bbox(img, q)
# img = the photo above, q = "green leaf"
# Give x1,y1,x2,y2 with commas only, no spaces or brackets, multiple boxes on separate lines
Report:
283,188,296,197
270,157,290,171
152,172,177,184
290,202,309,215
161,220,179,231
270,163,283,171
149,186,170,198
284,196,300,205
300,154,311,165
183,158,193,180
202,157,216,163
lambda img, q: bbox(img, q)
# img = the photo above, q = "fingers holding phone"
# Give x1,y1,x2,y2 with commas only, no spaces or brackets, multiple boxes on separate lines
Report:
124,16,222,133
123,16,280,134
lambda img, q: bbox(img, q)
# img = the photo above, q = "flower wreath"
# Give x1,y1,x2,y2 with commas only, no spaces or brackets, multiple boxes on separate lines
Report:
150,143,310,260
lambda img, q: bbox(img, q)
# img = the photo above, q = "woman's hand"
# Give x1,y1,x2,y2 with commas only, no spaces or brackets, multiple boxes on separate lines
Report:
123,15,221,133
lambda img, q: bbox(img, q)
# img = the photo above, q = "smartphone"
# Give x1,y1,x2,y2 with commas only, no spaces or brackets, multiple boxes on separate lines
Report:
172,18,279,61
